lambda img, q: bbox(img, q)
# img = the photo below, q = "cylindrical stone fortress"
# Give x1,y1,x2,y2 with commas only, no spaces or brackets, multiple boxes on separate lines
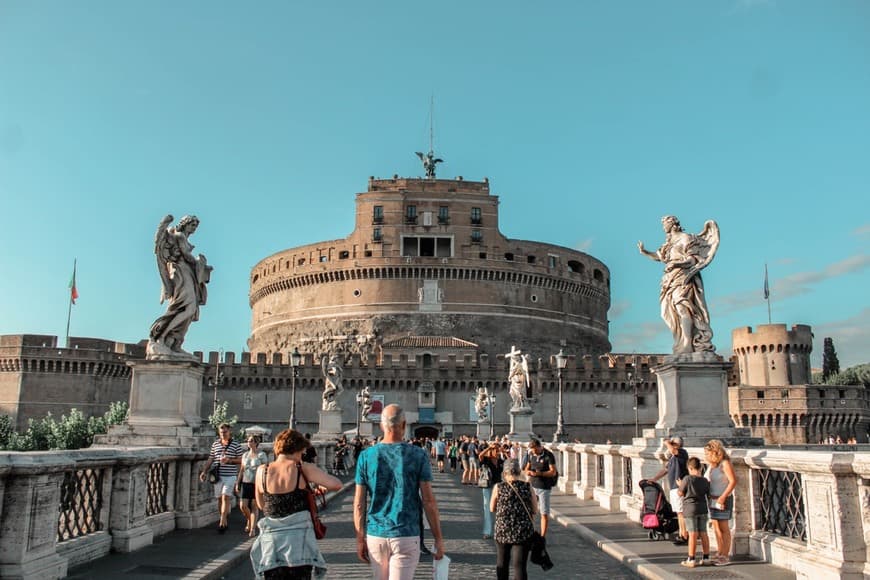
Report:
248,177,612,358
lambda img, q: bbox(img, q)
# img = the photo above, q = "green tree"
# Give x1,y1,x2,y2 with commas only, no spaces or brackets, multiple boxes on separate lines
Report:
822,337,840,382
0,415,14,448
207,401,238,434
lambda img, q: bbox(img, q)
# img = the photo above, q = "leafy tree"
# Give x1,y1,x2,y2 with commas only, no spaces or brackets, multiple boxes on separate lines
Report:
822,337,840,382
0,415,14,448
207,401,238,434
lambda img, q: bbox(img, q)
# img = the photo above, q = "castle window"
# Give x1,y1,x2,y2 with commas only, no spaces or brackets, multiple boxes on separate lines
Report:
479,252,487,259
527,255,536,264
548,255,558,268
567,260,584,273
818,389,825,398
319,255,327,263
839,389,846,399
298,258,306,266
505,252,514,261
636,396,646,407
471,207,482,225
530,294,538,303
756,390,765,399
405,205,417,224
339,250,349,259
364,250,372,257
438,206,449,224
781,389,789,399
372,228,383,243
373,205,383,224
471,230,483,243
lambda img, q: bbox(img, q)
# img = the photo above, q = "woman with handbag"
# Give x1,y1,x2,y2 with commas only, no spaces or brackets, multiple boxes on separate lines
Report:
489,459,538,580
251,429,342,579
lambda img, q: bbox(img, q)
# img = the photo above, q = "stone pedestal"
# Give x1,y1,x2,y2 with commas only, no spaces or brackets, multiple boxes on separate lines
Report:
357,421,373,438
652,356,761,447
508,408,535,441
316,409,343,440
476,422,492,441
95,360,212,450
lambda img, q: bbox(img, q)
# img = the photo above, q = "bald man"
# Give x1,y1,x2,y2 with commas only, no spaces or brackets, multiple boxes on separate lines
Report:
354,404,445,579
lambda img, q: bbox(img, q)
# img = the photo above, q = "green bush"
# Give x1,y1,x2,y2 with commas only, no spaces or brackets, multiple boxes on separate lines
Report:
0,402,128,451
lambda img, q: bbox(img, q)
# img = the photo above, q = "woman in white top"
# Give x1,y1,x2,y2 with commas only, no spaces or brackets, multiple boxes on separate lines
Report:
236,435,268,536
704,439,737,566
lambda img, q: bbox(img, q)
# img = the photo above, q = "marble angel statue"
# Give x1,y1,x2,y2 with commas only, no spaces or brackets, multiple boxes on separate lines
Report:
638,216,720,355
475,386,489,422
360,385,373,418
148,214,212,360
321,355,344,411
506,346,533,410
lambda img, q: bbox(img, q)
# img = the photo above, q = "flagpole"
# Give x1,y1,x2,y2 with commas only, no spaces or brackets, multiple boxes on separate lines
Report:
66,259,76,348
764,263,771,325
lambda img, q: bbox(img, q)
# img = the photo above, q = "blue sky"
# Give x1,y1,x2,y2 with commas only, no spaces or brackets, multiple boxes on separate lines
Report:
1,1,868,368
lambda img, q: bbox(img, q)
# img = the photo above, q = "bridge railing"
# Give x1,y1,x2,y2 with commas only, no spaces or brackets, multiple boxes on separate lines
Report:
546,441,870,578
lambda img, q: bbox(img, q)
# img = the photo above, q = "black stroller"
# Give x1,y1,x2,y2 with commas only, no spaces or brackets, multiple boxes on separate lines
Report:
638,479,679,540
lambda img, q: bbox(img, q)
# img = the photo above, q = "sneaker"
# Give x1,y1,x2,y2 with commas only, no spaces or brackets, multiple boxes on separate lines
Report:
672,537,688,546
680,559,697,568
714,557,731,567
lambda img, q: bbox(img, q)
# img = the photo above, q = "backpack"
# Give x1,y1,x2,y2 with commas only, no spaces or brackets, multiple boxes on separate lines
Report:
477,464,492,488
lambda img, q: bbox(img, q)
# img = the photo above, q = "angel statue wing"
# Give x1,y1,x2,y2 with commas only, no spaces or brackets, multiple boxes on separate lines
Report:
153,215,174,304
686,220,720,280
415,151,425,161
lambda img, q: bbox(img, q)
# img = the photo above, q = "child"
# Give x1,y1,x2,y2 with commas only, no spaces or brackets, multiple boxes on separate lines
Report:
677,457,712,567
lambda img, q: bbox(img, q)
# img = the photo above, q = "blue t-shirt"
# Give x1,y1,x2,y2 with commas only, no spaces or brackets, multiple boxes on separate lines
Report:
355,442,432,538
434,440,447,455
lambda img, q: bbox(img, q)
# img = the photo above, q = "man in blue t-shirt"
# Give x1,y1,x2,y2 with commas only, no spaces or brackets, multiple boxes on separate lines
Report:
354,404,445,579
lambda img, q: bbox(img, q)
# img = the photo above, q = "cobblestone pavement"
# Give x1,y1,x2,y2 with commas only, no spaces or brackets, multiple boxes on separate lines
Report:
224,467,638,579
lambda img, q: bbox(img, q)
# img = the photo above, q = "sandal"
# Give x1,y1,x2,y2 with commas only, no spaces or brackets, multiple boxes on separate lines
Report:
714,557,731,566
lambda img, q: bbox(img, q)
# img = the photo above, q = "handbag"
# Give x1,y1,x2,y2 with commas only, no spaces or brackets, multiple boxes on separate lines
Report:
505,481,554,571
208,462,221,484
298,465,328,539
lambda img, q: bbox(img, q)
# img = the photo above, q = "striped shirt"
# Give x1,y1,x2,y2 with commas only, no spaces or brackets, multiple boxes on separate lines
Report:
210,439,244,478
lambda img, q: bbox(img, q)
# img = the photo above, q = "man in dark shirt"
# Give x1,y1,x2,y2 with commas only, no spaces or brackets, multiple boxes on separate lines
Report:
522,437,557,537
651,436,689,544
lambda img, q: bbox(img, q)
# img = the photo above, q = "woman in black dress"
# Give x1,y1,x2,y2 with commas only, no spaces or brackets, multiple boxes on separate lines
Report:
489,458,538,580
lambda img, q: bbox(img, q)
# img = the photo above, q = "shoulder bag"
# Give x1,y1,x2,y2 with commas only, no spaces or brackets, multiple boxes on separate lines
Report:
298,464,328,539
208,441,230,484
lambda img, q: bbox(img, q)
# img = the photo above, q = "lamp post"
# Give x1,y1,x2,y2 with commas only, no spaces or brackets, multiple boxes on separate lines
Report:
356,388,363,436
289,347,302,429
209,348,226,415
553,349,568,443
489,390,496,438
629,355,641,438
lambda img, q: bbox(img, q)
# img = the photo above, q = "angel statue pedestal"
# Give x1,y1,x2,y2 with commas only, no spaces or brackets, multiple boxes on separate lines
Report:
476,422,492,441
508,407,535,441
95,360,211,449
315,409,343,441
358,420,373,438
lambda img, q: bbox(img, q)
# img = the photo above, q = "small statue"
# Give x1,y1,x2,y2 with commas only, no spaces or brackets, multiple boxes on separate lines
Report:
506,346,532,410
475,386,489,422
638,216,720,355
321,355,344,411
147,214,213,360
360,385,373,418
415,150,443,178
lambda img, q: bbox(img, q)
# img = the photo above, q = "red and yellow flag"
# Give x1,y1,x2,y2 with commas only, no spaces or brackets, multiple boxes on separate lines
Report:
69,261,79,304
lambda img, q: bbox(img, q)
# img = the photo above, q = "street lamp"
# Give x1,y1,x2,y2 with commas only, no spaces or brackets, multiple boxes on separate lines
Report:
289,347,302,429
209,348,226,415
553,349,568,443
629,355,642,438
489,389,496,438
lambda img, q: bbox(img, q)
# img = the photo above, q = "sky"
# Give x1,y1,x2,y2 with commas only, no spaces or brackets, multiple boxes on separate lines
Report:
0,1,868,368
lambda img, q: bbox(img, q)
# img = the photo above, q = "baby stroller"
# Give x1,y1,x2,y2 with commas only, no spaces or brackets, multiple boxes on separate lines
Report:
638,479,679,540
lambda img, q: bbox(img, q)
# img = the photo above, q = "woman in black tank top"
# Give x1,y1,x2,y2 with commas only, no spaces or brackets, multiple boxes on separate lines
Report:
254,429,341,580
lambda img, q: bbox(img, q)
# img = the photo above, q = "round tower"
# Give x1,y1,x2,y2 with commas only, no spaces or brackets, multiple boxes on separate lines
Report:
731,324,813,386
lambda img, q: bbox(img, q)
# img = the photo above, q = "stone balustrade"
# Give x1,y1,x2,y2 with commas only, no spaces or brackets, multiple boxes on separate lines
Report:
545,441,870,579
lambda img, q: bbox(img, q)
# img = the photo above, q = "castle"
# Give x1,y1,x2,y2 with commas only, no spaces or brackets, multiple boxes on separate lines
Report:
1,174,867,444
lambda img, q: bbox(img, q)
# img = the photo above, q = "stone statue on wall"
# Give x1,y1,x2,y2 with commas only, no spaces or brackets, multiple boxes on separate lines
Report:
475,386,489,422
415,150,443,178
321,355,344,411
506,346,532,410
360,385,373,418
638,216,720,355
147,214,213,360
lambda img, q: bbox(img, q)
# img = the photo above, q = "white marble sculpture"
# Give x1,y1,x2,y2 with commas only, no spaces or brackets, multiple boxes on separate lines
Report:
360,385,373,418
506,346,532,410
321,355,344,411
475,386,489,422
638,215,720,355
147,214,212,360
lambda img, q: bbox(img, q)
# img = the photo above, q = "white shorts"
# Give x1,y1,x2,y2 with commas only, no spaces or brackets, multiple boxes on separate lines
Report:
214,476,237,498
669,488,683,513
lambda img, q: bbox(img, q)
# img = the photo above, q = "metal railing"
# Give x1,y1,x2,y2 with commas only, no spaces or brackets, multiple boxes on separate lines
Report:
58,468,104,542
754,468,806,542
146,462,170,517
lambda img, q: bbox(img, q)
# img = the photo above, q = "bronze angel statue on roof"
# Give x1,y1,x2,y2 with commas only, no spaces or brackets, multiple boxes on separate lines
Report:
415,151,443,178
147,214,212,360
638,216,720,355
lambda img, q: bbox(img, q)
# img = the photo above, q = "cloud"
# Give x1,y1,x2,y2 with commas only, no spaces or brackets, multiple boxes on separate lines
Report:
609,300,631,319
611,321,668,351
575,239,594,252
812,308,870,368
713,253,870,314
852,224,870,237
774,257,796,266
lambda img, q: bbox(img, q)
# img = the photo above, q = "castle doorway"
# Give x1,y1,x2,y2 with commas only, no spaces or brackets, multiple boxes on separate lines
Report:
414,425,439,440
